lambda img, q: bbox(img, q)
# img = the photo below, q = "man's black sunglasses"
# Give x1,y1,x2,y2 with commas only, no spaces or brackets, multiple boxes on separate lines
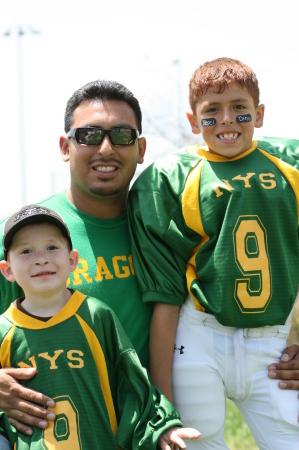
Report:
67,127,139,146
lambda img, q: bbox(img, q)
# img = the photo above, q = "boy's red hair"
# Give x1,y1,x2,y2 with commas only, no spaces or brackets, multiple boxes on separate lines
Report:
189,57,260,113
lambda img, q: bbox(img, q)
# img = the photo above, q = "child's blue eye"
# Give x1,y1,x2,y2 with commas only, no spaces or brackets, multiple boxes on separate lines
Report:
206,107,217,113
48,245,58,251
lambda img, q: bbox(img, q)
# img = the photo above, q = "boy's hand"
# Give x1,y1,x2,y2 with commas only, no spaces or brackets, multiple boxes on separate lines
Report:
268,344,299,390
158,426,201,450
0,368,55,435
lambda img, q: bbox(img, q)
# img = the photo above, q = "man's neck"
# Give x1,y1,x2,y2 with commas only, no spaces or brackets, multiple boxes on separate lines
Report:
65,187,128,219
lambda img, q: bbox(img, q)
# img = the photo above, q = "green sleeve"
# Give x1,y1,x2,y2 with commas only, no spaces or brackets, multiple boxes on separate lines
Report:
257,137,299,167
128,148,202,305
115,351,182,450
89,301,182,449
0,412,16,445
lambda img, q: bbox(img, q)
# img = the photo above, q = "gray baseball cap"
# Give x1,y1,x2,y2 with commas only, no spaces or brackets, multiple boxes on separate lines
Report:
2,204,72,260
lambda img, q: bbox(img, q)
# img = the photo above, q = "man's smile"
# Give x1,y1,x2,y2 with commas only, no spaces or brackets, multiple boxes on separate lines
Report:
93,165,117,173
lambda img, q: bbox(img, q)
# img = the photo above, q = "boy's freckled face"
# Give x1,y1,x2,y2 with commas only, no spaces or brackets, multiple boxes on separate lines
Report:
189,84,264,158
7,223,75,297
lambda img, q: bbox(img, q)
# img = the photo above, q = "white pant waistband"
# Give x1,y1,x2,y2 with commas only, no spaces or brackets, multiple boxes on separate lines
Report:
179,304,290,340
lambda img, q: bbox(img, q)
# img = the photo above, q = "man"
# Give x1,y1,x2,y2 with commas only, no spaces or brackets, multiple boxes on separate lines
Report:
0,80,298,442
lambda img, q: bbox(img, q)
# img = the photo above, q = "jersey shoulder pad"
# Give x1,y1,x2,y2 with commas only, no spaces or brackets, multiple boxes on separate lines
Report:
256,137,299,169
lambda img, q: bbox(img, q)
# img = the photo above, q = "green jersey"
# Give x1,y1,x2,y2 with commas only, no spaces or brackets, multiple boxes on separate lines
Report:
128,138,299,328
0,192,152,367
0,291,181,449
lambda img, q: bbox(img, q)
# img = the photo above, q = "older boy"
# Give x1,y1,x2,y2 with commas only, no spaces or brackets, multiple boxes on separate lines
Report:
128,57,299,448
0,204,200,449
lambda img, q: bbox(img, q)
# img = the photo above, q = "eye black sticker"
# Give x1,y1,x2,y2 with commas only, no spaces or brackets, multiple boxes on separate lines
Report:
236,114,252,123
201,118,216,127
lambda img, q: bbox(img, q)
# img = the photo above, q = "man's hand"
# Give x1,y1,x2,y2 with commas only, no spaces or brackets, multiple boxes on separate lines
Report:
268,344,299,390
158,426,201,450
0,368,55,435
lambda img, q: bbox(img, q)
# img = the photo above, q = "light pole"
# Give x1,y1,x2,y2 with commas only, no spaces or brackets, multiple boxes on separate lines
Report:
172,58,184,136
3,25,40,205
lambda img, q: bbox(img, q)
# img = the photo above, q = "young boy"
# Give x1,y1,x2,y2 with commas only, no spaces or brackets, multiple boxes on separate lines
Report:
128,57,299,448
0,204,200,449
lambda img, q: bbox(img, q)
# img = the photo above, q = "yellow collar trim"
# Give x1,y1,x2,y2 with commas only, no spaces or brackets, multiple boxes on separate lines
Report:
3,291,87,329
186,140,258,162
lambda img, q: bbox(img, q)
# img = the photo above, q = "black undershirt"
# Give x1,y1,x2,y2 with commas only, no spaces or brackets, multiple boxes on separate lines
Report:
14,298,52,322
13,290,74,322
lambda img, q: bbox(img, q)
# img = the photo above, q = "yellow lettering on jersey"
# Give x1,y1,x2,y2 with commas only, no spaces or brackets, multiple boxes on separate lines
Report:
232,173,255,187
38,350,64,369
212,180,234,198
71,258,93,285
233,216,272,311
67,350,84,368
113,256,130,278
259,173,276,189
223,179,234,190
94,257,114,281
18,356,37,370
42,396,81,449
128,254,135,276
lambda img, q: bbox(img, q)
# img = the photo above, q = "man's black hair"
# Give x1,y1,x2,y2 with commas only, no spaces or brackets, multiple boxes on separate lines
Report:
64,80,142,134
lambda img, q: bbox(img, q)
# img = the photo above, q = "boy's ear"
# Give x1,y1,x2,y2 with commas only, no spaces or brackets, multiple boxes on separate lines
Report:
186,112,201,135
69,249,79,272
0,260,16,282
255,104,265,129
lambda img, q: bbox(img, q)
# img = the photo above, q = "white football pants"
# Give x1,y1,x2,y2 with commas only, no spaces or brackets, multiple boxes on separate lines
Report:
172,304,299,449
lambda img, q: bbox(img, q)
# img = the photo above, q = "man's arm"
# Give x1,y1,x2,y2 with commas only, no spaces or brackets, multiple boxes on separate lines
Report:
150,302,180,403
0,368,55,435
268,344,299,390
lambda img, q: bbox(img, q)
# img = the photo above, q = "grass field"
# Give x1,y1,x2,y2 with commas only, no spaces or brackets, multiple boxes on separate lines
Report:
223,302,299,449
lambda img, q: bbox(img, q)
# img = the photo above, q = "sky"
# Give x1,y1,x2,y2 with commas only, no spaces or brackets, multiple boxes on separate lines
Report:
0,0,298,217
